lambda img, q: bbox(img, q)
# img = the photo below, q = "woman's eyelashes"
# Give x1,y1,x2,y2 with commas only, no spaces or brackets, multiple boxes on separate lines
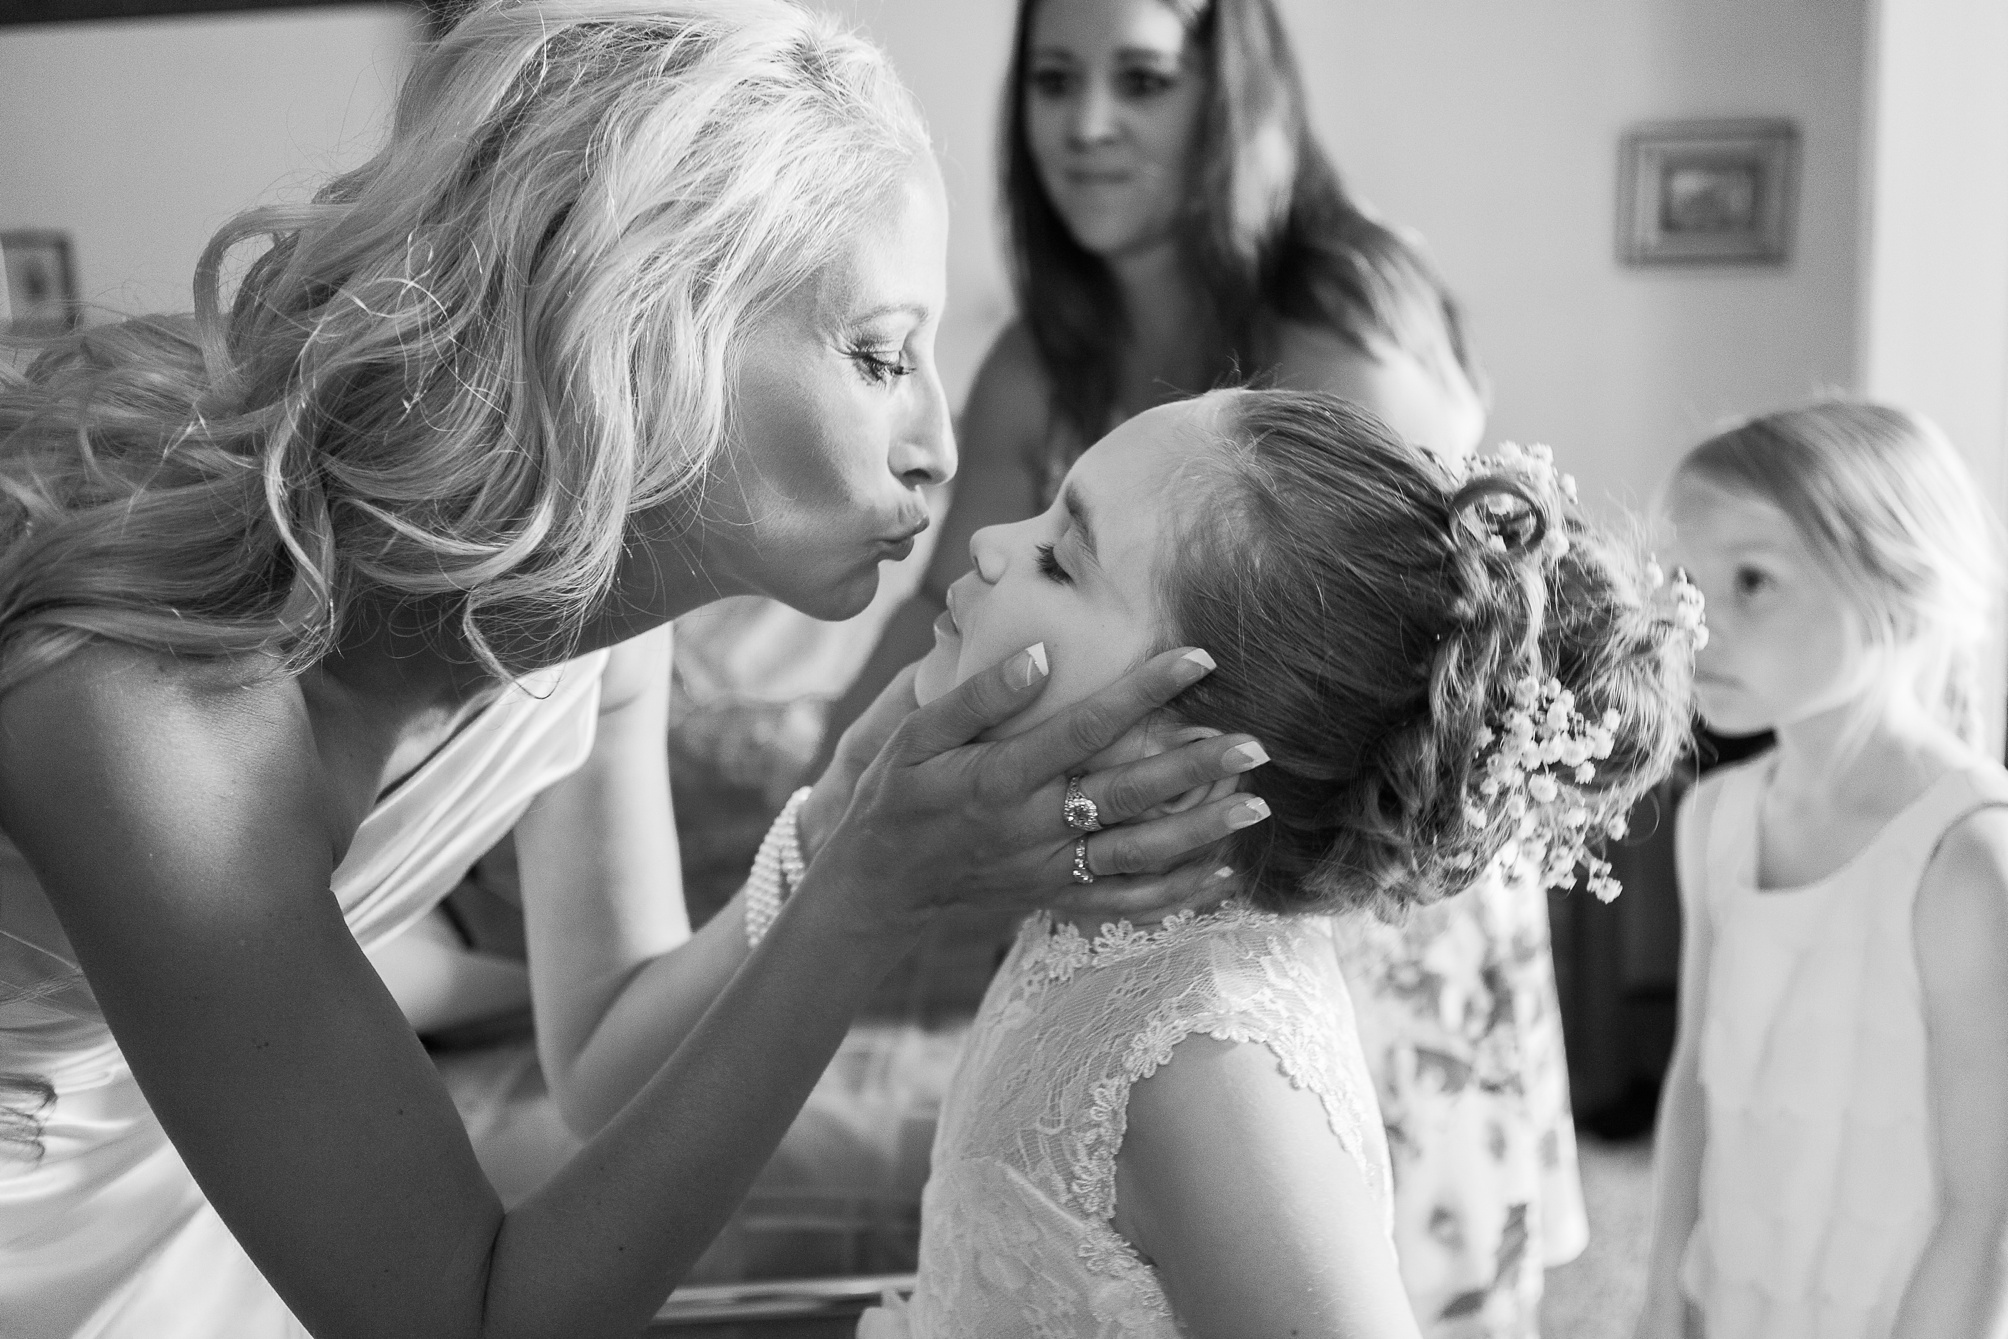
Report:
1114,63,1177,99
1732,564,1772,600
847,344,915,386
1035,541,1073,585
1029,64,1075,99
1027,62,1177,103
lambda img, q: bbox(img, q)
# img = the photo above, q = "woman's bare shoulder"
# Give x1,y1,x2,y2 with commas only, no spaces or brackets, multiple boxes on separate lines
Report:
1,639,295,745
597,625,671,714
0,641,339,872
961,320,1053,456
1271,318,1486,459
972,319,1048,394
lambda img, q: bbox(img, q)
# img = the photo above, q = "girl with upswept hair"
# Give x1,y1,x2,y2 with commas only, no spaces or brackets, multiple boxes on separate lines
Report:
825,3,1584,1330
854,389,1696,1337
0,4,1262,1335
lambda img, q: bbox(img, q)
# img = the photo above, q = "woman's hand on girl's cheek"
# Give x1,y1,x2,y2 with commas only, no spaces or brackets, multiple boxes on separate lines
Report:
799,663,922,864
1083,721,1248,823
805,644,1270,939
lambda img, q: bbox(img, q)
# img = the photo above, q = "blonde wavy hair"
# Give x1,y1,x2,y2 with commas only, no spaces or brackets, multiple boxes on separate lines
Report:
0,0,929,694
1677,401,2004,746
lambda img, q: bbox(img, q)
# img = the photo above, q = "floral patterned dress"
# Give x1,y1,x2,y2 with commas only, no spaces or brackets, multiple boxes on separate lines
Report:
1333,864,1587,1339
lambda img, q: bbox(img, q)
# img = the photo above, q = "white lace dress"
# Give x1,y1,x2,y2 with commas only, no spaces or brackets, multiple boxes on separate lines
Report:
861,901,1392,1338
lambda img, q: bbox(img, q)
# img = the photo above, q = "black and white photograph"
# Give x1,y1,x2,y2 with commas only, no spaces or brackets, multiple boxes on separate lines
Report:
1,3,2005,1338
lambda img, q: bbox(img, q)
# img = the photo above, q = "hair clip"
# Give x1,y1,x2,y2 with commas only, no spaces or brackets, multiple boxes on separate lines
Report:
1451,442,1574,561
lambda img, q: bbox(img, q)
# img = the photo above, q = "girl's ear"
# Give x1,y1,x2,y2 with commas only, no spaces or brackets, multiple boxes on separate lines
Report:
1129,723,1245,820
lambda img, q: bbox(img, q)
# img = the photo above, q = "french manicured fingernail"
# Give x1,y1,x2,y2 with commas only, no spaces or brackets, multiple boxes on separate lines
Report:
1227,797,1270,830
1212,865,1236,881
1172,648,1216,685
1224,741,1269,772
1006,642,1049,690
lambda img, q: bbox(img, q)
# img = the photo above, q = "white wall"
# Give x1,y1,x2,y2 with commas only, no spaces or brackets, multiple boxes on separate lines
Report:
2,0,1875,526
0,5,416,319
1858,0,2008,500
1857,0,2008,751
1294,0,1866,516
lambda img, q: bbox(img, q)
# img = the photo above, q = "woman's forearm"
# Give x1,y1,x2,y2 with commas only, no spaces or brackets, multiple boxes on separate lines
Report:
370,906,534,1035
1891,1208,2008,1338
546,889,755,1134
484,871,912,1338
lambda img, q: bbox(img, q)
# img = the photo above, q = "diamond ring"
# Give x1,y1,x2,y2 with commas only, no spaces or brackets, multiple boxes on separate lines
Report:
1071,837,1096,884
1062,775,1103,833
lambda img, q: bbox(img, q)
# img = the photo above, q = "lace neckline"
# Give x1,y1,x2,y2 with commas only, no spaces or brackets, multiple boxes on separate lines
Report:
1018,898,1282,985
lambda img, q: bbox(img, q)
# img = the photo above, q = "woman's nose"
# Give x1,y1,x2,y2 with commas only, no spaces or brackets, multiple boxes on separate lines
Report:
1068,80,1120,147
889,368,955,489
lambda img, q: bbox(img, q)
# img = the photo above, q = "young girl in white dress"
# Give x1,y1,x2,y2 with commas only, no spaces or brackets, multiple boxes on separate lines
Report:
854,388,1700,1338
1636,402,2008,1339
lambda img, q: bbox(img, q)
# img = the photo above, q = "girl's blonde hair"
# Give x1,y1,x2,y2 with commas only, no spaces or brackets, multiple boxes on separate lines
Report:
0,0,928,693
1677,401,2003,745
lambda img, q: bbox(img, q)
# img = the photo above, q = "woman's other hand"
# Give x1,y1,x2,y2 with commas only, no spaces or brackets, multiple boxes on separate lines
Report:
807,643,1268,938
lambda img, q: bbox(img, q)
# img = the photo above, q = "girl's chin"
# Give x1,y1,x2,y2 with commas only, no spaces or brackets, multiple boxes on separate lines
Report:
911,644,959,708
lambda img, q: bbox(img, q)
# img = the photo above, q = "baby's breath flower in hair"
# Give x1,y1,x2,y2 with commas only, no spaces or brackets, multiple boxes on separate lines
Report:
1454,468,1711,902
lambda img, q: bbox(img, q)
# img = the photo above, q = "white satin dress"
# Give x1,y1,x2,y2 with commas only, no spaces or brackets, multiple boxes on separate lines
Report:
0,651,608,1339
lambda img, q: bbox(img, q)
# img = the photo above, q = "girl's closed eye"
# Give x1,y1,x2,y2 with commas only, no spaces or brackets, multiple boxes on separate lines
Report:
1035,541,1073,585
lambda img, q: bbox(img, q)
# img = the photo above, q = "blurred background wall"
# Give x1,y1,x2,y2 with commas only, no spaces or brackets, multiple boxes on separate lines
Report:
821,0,1872,519
0,5,416,317
7,0,2000,535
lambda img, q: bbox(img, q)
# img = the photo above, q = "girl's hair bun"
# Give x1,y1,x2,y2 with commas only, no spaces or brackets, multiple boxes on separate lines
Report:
1166,391,1695,918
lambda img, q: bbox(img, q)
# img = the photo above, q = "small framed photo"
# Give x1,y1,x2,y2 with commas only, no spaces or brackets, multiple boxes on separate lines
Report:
1617,119,1798,266
2,231,79,337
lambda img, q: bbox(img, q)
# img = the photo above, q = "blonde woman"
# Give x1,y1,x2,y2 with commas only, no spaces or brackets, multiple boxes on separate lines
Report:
0,4,1265,1336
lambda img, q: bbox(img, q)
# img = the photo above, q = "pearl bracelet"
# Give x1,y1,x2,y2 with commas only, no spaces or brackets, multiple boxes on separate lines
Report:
743,786,814,949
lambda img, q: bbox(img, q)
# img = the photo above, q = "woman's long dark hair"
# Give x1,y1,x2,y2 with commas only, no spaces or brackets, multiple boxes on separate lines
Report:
1001,0,1480,451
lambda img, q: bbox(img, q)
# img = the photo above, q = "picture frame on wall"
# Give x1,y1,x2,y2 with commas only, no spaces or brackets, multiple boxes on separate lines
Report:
1617,118,1798,267
2,230,80,336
